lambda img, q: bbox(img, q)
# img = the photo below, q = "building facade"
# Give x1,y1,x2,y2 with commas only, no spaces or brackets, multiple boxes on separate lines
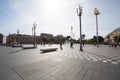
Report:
6,33,54,44
0,33,3,44
6,34,33,44
39,33,54,43
104,27,120,42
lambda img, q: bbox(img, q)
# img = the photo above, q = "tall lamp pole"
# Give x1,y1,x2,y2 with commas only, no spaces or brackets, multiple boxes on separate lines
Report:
33,22,37,47
71,26,73,39
77,5,83,51
32,27,34,44
17,29,19,46
94,8,100,48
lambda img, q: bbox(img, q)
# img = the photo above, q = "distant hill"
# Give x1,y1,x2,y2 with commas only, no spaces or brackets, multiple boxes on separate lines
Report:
104,27,120,42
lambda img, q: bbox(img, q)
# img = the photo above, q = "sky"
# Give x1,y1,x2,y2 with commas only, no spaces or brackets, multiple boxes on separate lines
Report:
0,0,120,39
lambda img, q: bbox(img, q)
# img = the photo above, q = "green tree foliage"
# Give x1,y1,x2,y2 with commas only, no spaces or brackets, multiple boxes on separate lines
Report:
98,36,104,43
86,39,94,44
41,35,76,44
113,35,120,42
82,34,85,40
65,36,71,41
86,36,104,44
54,35,66,44
42,38,47,43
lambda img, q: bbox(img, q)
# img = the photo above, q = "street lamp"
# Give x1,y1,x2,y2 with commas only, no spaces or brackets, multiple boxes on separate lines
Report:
17,29,19,46
94,8,100,48
32,27,34,44
70,26,73,48
32,27,33,36
77,5,83,51
3,35,6,45
71,26,73,39
117,28,119,42
33,22,37,47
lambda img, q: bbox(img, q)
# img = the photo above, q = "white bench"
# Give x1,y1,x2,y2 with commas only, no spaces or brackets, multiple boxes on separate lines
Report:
40,48,58,53
22,46,36,49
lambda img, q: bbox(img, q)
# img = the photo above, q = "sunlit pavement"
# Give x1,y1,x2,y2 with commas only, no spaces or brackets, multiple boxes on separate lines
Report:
0,44,120,80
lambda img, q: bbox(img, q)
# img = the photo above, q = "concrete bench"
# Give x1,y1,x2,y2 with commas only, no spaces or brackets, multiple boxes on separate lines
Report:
22,46,36,49
40,48,58,53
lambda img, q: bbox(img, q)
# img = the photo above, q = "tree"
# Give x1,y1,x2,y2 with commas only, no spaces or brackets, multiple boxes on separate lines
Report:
114,35,120,42
86,38,94,44
86,35,104,44
82,34,85,40
49,38,54,42
54,35,65,44
98,36,104,44
42,38,47,43
65,36,71,41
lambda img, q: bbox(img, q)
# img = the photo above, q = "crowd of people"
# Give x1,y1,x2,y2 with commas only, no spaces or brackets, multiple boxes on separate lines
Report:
59,41,74,50
108,40,118,48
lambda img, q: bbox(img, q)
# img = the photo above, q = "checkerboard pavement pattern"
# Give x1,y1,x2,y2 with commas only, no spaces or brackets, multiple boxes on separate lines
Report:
49,45,120,65
1,45,120,80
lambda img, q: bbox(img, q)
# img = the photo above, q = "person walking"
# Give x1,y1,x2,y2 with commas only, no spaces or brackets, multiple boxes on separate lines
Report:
114,41,117,48
60,42,63,50
70,42,73,48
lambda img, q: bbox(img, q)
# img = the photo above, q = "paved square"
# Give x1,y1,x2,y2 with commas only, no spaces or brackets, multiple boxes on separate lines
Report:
0,44,120,80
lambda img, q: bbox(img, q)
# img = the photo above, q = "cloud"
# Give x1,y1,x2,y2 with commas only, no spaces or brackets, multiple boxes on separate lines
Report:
0,8,7,13
1,0,118,39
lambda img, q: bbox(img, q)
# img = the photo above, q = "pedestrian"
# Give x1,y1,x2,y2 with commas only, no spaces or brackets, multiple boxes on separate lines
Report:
70,42,73,48
114,41,117,48
111,40,114,47
93,41,96,46
82,40,85,46
60,42,63,50
108,40,111,47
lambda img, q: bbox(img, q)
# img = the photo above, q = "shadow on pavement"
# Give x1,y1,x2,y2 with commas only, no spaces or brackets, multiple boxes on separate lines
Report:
9,49,23,54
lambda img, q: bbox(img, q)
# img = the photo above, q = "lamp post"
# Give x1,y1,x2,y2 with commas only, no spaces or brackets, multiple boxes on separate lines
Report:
77,5,83,51
70,26,73,48
17,29,19,46
3,35,6,45
117,28,119,42
33,22,37,47
94,8,100,48
71,26,73,39
32,27,34,44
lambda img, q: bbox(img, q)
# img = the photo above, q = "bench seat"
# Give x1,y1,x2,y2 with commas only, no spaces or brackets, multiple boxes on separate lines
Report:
40,48,58,53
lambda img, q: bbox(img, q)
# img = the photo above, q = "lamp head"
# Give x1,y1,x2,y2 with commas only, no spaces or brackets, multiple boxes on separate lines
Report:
94,8,100,15
33,22,37,28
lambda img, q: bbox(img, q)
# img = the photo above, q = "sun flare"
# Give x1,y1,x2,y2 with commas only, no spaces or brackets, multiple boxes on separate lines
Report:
44,0,64,14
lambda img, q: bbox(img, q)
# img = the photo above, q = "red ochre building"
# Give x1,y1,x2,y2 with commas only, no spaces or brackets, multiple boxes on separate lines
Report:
39,33,54,42
0,33,3,44
6,34,34,44
6,33,54,44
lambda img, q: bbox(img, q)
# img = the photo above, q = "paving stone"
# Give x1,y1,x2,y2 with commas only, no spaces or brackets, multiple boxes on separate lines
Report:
79,67,89,76
74,74,84,80
84,76,92,80
0,45,120,80
92,71,101,80
11,63,40,79
85,69,94,78
65,73,77,80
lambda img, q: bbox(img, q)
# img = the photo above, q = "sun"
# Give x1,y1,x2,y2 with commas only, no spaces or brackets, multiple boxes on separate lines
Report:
44,0,64,14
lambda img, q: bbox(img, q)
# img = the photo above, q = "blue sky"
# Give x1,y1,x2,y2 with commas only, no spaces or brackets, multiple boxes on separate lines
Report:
0,0,120,39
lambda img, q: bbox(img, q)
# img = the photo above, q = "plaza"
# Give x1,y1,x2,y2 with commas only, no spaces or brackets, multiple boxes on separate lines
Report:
0,44,120,80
